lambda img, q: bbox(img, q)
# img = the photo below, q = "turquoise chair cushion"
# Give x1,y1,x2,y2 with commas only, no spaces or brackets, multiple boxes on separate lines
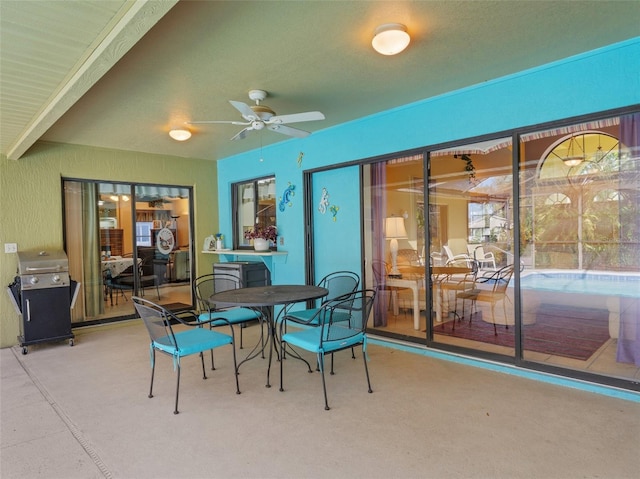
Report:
282,326,364,354
153,328,232,358
198,307,261,325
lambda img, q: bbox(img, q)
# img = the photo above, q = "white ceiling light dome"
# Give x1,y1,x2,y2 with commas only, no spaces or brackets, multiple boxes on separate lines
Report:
372,23,410,55
169,128,192,141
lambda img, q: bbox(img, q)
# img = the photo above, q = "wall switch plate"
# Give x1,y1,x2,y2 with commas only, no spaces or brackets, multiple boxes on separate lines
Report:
279,237,284,245
4,243,18,253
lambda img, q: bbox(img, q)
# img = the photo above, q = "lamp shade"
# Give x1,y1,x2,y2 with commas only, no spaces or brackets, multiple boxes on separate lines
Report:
169,128,191,141
385,216,407,239
372,23,410,55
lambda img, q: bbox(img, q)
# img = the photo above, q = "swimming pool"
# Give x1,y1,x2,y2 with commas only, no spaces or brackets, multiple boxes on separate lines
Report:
520,271,640,298
518,270,640,339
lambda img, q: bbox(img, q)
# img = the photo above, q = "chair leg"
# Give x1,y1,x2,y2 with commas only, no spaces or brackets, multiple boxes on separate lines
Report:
148,349,156,399
491,303,497,335
279,341,286,392
207,325,216,370
318,353,330,411
362,346,373,394
330,353,335,375
200,352,207,379
155,282,160,300
230,339,241,395
174,363,181,415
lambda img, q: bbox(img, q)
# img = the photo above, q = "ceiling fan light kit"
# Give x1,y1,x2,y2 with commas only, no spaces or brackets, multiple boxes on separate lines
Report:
372,23,410,55
169,128,192,141
188,89,325,141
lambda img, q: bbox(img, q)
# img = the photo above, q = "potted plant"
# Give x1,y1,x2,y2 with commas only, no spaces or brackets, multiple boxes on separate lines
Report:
244,225,277,251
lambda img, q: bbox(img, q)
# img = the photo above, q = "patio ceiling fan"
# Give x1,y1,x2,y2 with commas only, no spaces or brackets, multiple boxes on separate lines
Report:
187,90,325,141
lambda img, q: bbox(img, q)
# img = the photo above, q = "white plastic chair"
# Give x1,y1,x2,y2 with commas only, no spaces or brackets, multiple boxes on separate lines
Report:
468,245,497,270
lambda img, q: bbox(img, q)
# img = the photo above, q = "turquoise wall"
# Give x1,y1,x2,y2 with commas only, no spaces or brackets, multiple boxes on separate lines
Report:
217,38,640,283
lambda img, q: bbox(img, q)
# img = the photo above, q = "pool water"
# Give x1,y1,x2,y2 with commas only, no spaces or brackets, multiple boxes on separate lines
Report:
520,272,640,298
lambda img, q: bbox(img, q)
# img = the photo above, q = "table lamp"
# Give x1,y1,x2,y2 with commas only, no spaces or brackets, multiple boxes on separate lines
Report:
385,216,407,275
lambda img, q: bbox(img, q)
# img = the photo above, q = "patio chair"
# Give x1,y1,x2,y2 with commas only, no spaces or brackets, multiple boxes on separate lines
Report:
443,245,474,268
283,271,360,369
279,289,376,410
194,273,263,356
132,296,240,414
283,271,359,325
456,264,515,335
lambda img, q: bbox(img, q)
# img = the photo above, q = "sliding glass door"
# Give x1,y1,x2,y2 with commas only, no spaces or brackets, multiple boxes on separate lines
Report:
519,113,640,378
63,180,193,323
429,138,514,354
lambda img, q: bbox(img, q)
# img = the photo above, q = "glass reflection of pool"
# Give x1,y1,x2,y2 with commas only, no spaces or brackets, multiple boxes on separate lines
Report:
520,271,640,298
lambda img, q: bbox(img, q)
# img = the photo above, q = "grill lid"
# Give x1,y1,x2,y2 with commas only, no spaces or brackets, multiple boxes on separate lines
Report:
17,250,69,275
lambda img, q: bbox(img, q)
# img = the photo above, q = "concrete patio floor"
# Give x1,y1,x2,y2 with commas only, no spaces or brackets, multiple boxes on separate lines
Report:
2,319,639,478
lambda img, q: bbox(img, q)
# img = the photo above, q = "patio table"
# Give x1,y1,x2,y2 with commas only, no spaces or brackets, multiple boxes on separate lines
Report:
209,284,328,387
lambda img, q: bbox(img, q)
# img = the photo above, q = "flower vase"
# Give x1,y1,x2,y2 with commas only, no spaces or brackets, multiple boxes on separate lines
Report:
253,238,269,251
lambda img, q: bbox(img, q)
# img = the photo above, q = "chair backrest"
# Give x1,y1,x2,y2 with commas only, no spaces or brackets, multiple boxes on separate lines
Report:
447,238,468,256
397,248,420,266
194,273,242,312
492,265,514,293
370,260,389,288
443,245,455,262
476,264,514,295
320,290,376,345
132,296,177,349
318,271,359,302
137,255,157,277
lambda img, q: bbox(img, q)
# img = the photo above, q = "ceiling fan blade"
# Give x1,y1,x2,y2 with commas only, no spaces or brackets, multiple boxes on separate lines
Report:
187,120,250,126
267,124,311,138
267,111,325,125
229,100,261,122
230,127,251,141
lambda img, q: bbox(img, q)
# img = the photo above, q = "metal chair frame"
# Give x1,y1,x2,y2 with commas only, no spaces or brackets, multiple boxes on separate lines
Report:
132,296,240,414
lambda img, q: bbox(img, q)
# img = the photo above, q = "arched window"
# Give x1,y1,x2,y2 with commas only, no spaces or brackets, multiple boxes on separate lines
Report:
539,132,620,180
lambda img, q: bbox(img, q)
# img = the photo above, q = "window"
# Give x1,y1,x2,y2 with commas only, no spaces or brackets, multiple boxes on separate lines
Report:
233,176,277,249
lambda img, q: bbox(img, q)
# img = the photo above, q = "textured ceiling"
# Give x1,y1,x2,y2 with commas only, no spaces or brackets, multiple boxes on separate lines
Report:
1,0,639,162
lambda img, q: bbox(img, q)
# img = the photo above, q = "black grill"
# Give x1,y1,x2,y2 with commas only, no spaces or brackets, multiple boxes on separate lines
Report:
7,250,78,354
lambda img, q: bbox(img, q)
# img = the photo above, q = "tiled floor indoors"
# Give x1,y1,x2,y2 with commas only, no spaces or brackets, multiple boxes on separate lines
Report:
375,301,640,382
2,318,639,478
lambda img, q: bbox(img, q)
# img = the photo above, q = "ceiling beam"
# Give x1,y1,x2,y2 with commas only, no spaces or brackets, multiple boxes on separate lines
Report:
7,0,177,161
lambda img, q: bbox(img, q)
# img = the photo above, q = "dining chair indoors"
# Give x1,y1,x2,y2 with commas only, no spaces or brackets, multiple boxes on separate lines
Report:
455,264,515,335
132,297,240,414
104,267,133,305
371,259,411,317
194,273,263,354
115,254,160,300
279,289,376,410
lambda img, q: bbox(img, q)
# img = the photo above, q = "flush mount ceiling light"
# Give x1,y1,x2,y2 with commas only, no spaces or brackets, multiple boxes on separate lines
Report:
372,23,410,55
169,128,191,141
